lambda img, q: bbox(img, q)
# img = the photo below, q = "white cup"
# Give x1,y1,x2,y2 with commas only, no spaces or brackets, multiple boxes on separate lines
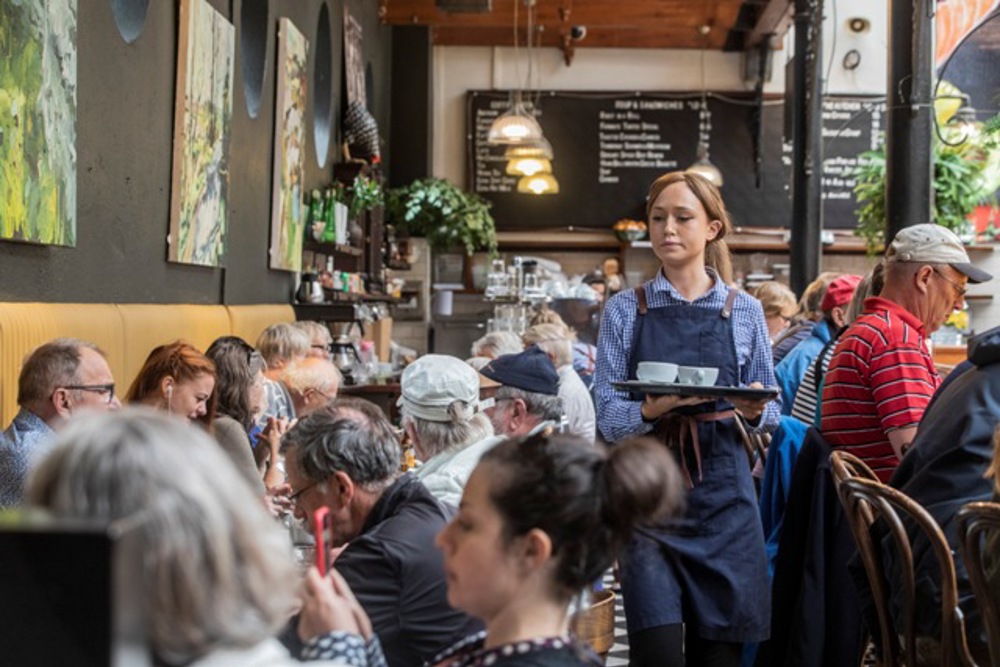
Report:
676,366,719,386
636,361,679,383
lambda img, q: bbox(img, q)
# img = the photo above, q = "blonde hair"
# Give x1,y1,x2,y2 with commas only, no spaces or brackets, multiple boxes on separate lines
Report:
281,357,342,396
255,323,311,369
522,323,574,368
27,409,297,665
753,281,797,320
646,171,734,284
798,272,840,321
291,320,332,345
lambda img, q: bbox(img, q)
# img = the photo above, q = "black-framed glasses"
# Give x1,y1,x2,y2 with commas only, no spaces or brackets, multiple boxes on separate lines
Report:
60,383,116,404
931,267,967,300
289,483,316,503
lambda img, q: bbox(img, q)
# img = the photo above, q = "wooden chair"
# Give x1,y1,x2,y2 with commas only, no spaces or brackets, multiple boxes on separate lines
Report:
956,501,1000,665
834,474,977,667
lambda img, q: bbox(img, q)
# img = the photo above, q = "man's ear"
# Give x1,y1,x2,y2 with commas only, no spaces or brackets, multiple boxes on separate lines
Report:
332,470,355,506
831,306,848,329
51,387,73,418
915,265,934,295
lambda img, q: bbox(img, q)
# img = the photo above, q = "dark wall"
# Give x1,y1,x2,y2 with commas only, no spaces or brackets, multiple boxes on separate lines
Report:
0,0,392,304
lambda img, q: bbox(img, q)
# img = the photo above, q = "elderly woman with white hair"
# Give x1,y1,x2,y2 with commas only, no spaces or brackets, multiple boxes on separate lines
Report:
26,409,386,667
522,324,597,442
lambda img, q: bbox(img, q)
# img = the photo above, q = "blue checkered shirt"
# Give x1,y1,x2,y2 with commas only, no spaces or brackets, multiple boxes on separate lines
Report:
594,270,781,443
0,408,56,507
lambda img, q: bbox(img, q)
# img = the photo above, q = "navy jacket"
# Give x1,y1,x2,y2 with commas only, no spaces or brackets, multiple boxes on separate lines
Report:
870,326,1000,652
283,473,481,666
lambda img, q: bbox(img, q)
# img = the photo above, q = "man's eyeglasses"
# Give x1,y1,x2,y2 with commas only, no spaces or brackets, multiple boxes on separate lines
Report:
289,483,316,503
931,267,967,300
60,383,116,405
312,343,335,354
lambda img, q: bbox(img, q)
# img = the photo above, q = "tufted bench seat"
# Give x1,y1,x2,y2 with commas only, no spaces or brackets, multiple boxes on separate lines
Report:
0,303,294,424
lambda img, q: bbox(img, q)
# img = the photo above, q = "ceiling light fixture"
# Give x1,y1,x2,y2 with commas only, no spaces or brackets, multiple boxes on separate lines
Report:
517,173,560,195
488,0,543,145
687,24,724,187
506,157,552,176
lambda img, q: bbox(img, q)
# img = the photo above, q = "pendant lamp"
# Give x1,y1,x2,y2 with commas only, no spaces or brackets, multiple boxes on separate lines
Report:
488,92,544,144
517,173,560,195
506,157,552,177
686,25,723,187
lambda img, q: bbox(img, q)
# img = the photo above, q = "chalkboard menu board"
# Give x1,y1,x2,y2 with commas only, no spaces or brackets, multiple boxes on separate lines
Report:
467,91,885,232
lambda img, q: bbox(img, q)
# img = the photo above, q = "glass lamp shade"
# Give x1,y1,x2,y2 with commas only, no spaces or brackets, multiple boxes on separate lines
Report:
687,143,724,186
517,173,560,195
487,97,544,145
503,136,554,160
506,157,552,177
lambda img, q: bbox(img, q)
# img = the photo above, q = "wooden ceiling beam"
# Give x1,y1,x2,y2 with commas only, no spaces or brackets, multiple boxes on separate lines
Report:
431,24,732,49
744,0,794,49
381,0,741,31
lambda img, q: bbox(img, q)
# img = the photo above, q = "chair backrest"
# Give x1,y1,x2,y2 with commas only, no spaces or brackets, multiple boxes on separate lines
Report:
835,476,976,667
956,501,1000,665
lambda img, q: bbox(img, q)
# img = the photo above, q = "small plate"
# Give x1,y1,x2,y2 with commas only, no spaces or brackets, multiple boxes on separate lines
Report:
612,380,779,401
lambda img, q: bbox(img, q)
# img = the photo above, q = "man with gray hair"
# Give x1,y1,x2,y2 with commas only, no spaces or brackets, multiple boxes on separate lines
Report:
0,338,120,507
523,323,596,442
479,346,564,438
281,397,478,666
398,354,502,507
281,356,342,417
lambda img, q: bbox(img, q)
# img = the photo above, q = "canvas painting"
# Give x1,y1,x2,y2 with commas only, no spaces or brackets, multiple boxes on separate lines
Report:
269,18,308,272
0,0,77,246
168,0,235,266
344,6,365,106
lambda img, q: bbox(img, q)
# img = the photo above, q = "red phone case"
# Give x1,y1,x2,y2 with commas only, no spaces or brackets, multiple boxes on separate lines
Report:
312,506,331,575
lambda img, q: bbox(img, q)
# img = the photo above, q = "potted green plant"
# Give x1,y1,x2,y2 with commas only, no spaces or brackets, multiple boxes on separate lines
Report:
853,109,1000,254
385,178,498,257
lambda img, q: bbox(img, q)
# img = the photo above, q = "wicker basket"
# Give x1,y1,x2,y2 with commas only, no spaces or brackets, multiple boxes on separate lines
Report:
570,589,616,660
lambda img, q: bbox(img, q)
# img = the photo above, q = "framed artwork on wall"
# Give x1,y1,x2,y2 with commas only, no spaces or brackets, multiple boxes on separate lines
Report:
168,0,235,267
269,17,308,272
0,0,77,246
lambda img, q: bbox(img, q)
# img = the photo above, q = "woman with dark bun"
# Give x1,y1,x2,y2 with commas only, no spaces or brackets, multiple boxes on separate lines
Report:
431,434,683,666
593,171,779,666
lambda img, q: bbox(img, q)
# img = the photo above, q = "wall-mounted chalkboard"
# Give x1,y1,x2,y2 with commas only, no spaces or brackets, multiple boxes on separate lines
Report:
467,91,885,232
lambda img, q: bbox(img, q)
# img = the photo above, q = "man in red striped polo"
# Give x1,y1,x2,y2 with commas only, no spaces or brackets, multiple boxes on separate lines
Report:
820,224,992,481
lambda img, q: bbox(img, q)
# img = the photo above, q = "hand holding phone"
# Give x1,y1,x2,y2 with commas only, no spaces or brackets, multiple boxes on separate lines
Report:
312,507,332,576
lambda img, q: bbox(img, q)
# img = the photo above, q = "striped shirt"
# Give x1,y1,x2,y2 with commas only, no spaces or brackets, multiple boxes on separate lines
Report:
594,270,780,443
820,297,940,482
790,341,836,427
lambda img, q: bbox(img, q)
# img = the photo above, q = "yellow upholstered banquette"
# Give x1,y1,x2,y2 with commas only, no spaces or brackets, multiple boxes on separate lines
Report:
0,303,294,425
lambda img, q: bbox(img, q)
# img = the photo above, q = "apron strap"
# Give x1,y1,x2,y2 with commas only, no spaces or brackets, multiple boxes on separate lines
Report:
656,410,737,487
720,287,738,320
635,285,648,315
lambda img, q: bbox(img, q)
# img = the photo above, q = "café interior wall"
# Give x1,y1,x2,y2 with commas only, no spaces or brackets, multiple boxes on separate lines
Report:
0,0,393,306
432,0,888,189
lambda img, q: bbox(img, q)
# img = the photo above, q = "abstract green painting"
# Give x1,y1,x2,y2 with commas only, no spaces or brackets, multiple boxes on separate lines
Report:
1,0,77,246
269,17,307,272
168,0,235,266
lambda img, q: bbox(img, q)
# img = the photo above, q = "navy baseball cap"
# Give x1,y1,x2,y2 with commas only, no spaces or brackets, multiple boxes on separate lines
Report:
479,346,560,396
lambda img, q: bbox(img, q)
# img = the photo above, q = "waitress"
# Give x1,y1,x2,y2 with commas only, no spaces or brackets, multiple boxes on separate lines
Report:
593,171,779,667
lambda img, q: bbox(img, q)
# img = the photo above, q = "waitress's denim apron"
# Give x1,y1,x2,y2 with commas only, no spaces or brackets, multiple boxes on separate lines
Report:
619,285,770,643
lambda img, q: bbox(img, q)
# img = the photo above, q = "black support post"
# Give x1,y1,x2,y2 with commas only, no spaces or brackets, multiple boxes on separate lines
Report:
790,0,823,295
885,0,935,243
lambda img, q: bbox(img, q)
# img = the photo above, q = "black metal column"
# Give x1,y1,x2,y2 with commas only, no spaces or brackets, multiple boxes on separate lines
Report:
790,0,823,295
885,0,934,242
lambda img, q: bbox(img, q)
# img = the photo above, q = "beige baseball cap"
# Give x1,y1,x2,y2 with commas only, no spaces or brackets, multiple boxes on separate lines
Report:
398,354,481,423
886,223,992,283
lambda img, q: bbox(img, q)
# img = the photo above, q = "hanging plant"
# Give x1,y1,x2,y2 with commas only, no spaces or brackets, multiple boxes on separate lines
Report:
385,178,498,257
348,174,383,219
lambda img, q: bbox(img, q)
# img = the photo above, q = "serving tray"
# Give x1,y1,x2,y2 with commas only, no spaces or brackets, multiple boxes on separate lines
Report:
612,380,779,401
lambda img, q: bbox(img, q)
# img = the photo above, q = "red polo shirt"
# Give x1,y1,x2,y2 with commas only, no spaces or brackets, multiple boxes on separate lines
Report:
820,297,941,482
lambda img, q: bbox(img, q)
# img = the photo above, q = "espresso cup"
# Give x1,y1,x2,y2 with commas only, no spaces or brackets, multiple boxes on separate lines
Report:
676,366,719,386
636,361,679,383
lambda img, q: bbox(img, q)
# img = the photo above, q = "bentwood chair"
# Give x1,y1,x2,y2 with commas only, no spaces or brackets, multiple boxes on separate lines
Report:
956,501,1000,665
835,475,977,667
